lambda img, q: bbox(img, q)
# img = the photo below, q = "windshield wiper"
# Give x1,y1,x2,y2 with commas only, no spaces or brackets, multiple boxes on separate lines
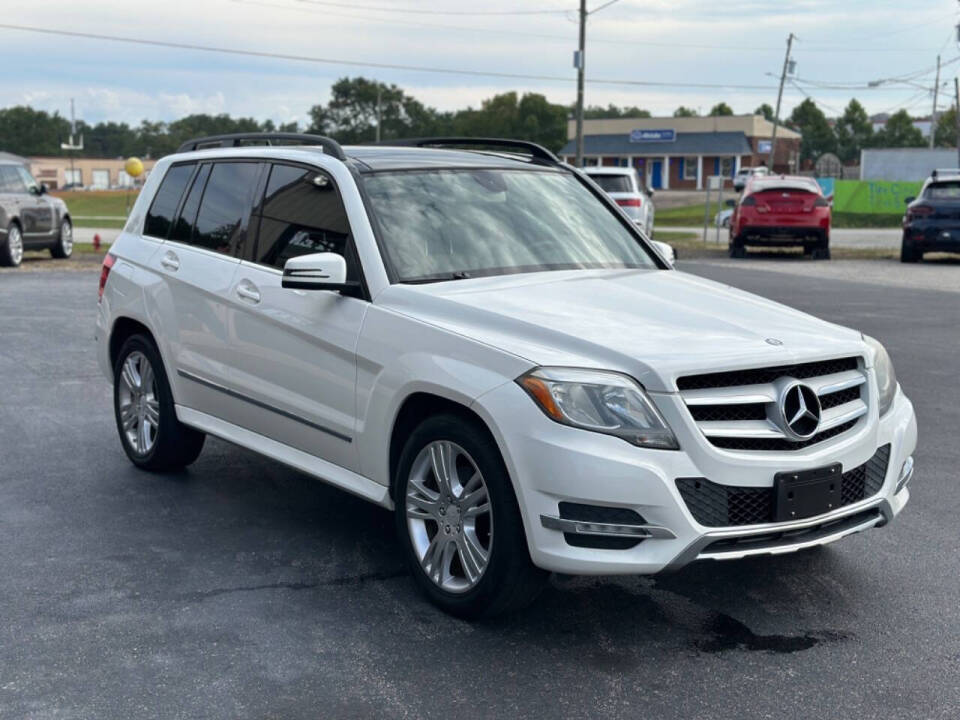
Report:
400,271,472,284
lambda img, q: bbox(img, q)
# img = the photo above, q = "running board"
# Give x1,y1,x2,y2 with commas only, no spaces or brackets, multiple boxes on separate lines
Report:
175,405,391,509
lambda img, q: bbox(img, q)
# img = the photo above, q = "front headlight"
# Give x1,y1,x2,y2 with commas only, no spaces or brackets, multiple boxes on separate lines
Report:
864,335,897,416
517,367,679,450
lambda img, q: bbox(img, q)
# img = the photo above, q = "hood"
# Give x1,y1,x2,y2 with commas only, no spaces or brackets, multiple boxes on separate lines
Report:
375,268,865,392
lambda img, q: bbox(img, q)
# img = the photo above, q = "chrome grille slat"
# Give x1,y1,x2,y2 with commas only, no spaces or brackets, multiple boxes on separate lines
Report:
678,356,868,451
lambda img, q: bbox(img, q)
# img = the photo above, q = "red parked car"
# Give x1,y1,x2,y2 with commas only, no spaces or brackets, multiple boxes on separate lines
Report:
729,175,831,259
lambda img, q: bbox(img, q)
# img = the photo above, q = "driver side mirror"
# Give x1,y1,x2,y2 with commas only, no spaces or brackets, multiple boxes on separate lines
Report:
904,196,915,204
39,183,48,195
281,252,361,295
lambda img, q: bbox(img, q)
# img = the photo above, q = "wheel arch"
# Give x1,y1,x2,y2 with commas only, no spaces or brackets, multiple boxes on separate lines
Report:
109,316,158,370
388,391,502,505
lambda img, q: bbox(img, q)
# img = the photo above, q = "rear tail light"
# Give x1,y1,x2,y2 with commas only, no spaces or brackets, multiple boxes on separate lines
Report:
615,197,643,208
814,197,830,207
907,205,934,222
99,253,116,301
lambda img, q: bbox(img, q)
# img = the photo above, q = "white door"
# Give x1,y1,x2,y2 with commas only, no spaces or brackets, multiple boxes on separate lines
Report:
223,162,366,472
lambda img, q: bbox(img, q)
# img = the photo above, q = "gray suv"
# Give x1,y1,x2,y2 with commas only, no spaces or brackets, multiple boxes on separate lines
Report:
0,161,73,267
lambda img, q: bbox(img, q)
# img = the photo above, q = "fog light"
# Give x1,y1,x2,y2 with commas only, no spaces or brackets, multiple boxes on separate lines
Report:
895,456,914,494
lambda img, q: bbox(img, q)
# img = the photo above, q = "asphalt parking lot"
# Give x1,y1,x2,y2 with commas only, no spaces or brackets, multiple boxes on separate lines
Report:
1,264,957,719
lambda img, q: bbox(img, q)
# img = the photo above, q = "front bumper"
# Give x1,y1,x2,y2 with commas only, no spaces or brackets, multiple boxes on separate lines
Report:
474,381,917,575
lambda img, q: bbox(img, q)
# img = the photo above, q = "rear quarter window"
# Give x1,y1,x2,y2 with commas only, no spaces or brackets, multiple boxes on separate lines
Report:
144,164,195,239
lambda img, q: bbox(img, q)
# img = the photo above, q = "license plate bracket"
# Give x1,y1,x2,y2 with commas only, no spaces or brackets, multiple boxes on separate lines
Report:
774,464,843,522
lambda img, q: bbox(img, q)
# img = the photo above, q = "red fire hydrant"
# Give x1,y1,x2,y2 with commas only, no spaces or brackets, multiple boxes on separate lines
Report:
93,233,101,251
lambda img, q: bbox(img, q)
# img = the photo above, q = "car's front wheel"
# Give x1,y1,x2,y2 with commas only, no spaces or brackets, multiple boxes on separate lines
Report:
394,414,545,618
113,334,205,471
50,218,73,259
0,222,23,267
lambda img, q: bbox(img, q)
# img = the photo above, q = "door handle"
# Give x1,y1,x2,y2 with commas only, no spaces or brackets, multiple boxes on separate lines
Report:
236,280,261,304
160,252,180,271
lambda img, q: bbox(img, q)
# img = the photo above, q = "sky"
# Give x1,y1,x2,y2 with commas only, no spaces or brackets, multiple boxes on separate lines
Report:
1,0,958,128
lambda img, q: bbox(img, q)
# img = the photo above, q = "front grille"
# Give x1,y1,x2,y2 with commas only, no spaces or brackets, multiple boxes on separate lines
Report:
677,356,867,452
558,502,646,549
676,444,891,527
677,357,859,391
709,419,858,452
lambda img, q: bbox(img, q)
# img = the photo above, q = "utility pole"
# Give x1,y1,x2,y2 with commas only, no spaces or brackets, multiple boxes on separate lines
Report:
768,32,794,171
930,55,941,149
375,84,382,143
955,77,959,167
59,98,83,187
574,0,586,167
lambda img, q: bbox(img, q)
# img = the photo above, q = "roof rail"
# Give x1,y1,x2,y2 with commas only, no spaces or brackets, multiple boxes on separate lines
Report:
931,168,960,179
380,137,560,164
175,133,346,161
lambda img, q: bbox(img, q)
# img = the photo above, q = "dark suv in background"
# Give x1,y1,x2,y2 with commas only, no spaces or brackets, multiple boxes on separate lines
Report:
0,161,73,267
901,169,960,262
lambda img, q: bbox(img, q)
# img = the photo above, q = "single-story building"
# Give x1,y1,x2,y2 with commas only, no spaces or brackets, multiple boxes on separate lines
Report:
559,115,802,189
26,156,157,190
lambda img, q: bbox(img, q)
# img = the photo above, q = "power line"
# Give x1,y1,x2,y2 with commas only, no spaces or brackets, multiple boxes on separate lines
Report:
286,0,571,15
231,0,949,53
0,23,782,90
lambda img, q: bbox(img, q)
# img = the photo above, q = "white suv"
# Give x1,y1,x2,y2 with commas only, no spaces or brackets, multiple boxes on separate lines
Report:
584,166,654,237
95,134,917,618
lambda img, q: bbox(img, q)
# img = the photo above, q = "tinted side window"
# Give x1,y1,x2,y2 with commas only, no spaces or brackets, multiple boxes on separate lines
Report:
144,164,195,239
15,166,38,193
169,164,211,243
0,166,27,193
193,162,260,255
255,164,354,274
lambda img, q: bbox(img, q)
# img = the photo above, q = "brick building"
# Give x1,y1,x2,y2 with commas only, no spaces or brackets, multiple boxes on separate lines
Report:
26,156,157,190
559,115,801,189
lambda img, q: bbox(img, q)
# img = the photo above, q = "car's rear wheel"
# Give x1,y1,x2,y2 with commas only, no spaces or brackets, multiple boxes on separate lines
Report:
113,334,205,471
50,218,73,259
0,223,23,267
394,414,546,618
900,239,921,263
728,237,746,259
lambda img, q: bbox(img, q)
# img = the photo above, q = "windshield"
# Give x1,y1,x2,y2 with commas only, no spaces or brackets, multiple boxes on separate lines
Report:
363,168,657,283
925,181,960,200
588,174,633,193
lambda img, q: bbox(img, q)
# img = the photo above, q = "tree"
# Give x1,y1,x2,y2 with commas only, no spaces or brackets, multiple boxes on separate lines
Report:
307,76,442,143
873,109,925,148
673,106,698,117
834,98,873,164
787,98,836,163
708,102,734,117
0,106,71,155
934,104,957,148
754,103,775,122
451,91,567,151
582,104,651,119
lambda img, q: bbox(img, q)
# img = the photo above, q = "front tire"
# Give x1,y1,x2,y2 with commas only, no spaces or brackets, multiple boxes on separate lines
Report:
113,334,205,471
0,222,23,267
394,414,546,619
50,218,73,259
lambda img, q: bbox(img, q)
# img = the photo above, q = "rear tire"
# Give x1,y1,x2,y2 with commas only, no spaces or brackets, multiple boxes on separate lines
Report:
50,218,73,259
900,239,921,263
728,237,746,259
394,414,546,619
0,222,23,267
113,334,205,471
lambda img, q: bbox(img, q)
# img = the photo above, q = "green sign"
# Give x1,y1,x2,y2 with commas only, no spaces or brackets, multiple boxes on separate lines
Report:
833,180,923,215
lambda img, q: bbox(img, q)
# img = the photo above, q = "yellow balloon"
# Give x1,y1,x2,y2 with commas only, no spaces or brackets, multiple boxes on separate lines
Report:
124,157,144,178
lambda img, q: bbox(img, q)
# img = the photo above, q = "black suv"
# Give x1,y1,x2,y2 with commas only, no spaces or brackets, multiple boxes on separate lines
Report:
901,169,960,263
0,161,73,267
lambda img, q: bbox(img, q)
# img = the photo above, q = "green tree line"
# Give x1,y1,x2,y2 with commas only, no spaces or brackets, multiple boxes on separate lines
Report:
2,76,955,162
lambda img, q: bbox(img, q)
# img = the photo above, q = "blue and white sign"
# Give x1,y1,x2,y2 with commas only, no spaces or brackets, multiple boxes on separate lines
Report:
757,140,772,153
629,129,676,143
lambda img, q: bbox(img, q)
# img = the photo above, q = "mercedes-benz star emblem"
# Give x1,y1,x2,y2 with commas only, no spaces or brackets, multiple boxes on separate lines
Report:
779,382,821,440
765,338,783,346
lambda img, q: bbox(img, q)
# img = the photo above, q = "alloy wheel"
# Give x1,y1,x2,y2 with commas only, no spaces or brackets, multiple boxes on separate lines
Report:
405,440,493,593
117,351,160,455
60,220,73,255
9,226,22,265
